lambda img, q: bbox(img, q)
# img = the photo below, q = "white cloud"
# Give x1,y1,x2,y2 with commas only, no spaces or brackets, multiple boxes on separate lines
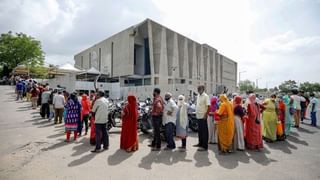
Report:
151,0,320,86
260,31,320,54
1,0,319,86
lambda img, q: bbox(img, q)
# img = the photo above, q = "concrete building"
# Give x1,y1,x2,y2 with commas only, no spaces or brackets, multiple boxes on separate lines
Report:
74,19,237,99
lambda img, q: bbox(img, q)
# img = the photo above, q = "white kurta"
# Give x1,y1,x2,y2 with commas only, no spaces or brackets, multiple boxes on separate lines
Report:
207,115,218,143
233,115,245,150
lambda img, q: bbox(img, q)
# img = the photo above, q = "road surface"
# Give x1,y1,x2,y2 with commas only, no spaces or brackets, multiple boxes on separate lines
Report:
0,86,319,180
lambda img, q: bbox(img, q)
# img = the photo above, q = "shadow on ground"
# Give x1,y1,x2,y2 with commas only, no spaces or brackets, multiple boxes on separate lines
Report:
266,140,298,154
68,153,97,167
108,149,133,166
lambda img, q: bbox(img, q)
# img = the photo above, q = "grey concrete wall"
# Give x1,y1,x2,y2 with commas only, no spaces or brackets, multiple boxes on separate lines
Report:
221,55,237,93
148,19,236,94
74,27,135,77
48,73,77,92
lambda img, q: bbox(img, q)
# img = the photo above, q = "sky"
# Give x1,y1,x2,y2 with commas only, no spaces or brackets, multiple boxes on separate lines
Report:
0,0,319,88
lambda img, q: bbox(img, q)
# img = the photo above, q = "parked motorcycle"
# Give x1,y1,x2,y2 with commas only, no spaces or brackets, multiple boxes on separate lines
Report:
107,101,124,130
187,104,198,132
188,112,198,132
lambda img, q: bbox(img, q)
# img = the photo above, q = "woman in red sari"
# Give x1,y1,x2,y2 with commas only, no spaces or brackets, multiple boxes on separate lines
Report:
89,93,97,145
277,96,286,140
278,98,286,129
120,95,139,152
245,94,263,150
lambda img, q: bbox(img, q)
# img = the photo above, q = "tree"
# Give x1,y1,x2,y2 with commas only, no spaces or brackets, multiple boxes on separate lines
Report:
268,86,279,93
0,31,45,76
300,82,320,93
278,80,298,93
239,79,255,92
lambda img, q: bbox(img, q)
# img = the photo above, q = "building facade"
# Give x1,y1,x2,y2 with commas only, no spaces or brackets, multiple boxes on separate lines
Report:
74,19,237,99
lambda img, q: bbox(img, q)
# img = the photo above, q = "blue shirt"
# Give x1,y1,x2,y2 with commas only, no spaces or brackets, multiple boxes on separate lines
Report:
310,97,318,112
16,83,23,91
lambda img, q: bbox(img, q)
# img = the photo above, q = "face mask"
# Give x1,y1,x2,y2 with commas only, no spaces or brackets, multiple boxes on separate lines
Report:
165,97,170,101
177,100,183,107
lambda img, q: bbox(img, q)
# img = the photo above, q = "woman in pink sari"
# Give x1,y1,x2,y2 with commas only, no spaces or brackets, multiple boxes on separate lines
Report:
245,94,263,150
208,96,218,144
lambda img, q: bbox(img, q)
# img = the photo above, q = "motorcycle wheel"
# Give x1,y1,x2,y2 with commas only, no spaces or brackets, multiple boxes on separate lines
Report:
141,127,150,134
189,121,198,132
107,123,113,131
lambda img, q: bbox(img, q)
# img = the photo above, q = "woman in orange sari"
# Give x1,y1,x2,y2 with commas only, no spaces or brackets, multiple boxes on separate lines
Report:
120,95,139,152
216,94,235,154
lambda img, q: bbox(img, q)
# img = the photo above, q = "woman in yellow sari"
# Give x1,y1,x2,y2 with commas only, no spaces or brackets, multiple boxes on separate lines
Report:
262,94,278,143
216,94,235,154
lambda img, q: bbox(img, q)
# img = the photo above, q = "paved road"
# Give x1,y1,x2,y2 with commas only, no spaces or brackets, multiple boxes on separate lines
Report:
0,85,319,180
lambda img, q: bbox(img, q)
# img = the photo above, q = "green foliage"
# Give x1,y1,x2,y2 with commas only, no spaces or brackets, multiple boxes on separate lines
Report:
256,88,268,92
0,31,44,71
239,79,255,92
299,82,320,93
278,80,298,93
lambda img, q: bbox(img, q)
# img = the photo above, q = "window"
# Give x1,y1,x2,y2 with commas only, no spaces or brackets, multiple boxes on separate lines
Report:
144,38,151,75
144,78,151,85
181,79,186,84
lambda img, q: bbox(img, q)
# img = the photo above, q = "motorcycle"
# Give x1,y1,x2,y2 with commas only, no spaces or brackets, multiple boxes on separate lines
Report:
107,100,152,131
187,104,198,132
138,103,169,141
107,101,124,130
188,112,198,132
138,105,153,134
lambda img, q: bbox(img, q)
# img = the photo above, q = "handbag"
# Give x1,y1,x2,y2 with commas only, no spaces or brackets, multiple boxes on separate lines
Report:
289,107,296,115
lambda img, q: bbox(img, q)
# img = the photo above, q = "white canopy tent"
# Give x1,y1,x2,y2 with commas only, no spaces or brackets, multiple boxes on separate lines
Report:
85,67,101,74
58,63,82,73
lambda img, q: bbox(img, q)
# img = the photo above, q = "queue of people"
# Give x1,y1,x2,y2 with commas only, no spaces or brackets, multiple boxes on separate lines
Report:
13,79,319,155
146,86,319,155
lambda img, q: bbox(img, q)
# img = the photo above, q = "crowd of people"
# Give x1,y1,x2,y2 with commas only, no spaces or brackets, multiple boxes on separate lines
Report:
14,78,319,155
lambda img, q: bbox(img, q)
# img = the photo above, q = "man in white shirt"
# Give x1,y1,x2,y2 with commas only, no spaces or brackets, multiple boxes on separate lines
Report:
291,89,306,128
163,92,178,150
53,91,65,124
194,85,210,151
91,91,109,153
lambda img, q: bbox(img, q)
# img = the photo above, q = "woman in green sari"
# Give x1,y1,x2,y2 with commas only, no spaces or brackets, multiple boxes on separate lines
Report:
262,94,278,143
283,95,294,136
